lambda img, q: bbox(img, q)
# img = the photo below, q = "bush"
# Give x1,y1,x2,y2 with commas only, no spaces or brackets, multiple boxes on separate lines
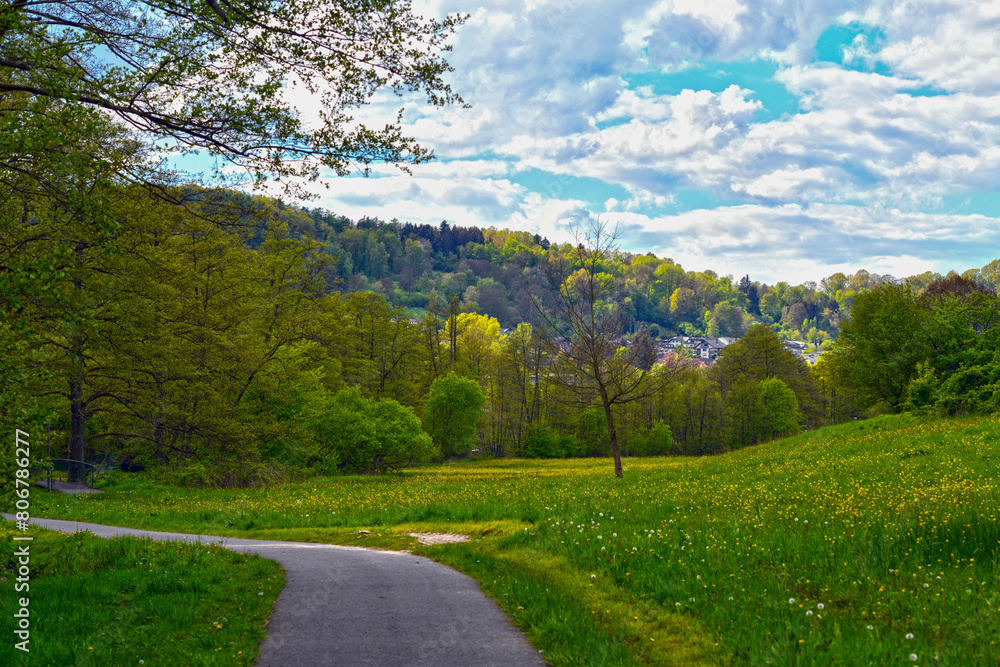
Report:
628,420,673,456
521,423,560,458
172,461,213,487
320,388,437,473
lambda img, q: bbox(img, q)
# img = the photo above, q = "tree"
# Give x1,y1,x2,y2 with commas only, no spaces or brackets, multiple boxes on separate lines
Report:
712,324,821,419
341,292,420,402
532,220,658,478
319,388,435,473
629,419,673,456
759,378,800,440
738,274,760,315
827,283,925,412
424,373,485,458
1,0,467,191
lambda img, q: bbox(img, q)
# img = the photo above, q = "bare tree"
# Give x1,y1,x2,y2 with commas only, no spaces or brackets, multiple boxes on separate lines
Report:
530,219,658,478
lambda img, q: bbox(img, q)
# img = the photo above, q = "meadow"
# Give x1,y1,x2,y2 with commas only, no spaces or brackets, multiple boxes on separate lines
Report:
26,412,1000,666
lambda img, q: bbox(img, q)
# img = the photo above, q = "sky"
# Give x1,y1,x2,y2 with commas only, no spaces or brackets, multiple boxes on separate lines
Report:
200,0,1000,285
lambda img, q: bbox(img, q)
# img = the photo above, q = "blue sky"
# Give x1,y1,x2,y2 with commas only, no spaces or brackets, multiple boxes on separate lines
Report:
221,0,1000,284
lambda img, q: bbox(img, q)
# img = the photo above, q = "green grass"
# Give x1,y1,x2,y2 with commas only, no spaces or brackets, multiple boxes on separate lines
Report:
26,412,1000,665
0,524,283,666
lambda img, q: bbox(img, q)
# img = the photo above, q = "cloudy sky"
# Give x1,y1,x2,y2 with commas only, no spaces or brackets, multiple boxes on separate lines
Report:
245,1,1000,284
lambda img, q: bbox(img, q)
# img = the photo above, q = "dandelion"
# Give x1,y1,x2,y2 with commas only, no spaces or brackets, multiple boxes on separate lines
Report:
906,633,914,640
806,610,813,616
789,598,795,604
909,654,918,662
817,603,824,610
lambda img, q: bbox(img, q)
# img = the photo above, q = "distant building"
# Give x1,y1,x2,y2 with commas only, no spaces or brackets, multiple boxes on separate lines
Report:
658,336,733,363
783,340,808,355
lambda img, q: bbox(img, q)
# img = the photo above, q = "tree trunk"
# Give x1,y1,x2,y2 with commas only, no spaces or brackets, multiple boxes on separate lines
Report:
602,398,623,478
68,373,86,483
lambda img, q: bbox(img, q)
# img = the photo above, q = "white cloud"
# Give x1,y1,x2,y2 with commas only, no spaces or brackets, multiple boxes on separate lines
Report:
614,203,1000,283
261,0,1000,284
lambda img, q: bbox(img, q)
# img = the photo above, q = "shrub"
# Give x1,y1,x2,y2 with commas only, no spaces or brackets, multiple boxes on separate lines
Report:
521,423,560,458
320,388,436,473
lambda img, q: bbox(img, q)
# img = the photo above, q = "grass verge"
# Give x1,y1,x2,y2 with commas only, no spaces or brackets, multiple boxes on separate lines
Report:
1,523,283,666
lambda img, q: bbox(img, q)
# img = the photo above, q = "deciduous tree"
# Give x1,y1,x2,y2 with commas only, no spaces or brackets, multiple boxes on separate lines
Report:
532,220,658,478
424,372,484,458
1,0,467,191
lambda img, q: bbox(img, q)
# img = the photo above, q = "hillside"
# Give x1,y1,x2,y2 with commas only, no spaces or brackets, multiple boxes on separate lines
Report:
282,202,1000,345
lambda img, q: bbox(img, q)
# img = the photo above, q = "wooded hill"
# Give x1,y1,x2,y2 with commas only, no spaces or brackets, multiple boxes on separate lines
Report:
5,189,1000,486
279,199,1000,346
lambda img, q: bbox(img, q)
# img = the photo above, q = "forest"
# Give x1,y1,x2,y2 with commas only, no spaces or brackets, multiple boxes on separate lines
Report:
6,185,1000,486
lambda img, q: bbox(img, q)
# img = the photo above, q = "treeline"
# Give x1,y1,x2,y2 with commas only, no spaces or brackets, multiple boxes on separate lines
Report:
825,275,1000,416
6,186,1000,486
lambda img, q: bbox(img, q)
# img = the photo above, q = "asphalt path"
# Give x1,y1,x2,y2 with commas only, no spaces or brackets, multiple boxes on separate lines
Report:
5,515,546,666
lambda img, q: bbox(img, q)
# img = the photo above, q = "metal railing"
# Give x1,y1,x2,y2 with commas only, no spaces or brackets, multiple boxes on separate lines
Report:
29,459,105,489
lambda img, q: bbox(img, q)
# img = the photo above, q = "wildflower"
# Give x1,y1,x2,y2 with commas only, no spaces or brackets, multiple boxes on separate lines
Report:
909,654,918,662
817,603,824,610
906,633,914,640
806,611,813,616
789,598,795,604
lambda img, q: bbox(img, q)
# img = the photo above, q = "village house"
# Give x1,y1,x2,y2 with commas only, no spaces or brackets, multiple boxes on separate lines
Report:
659,336,734,362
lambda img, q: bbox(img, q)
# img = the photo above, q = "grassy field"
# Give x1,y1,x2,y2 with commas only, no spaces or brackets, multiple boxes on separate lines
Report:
0,524,283,665
25,412,1000,665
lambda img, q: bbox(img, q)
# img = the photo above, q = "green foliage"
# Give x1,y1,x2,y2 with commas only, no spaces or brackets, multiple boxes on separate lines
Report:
713,325,819,448
320,387,436,473
520,423,576,458
627,419,673,456
759,377,801,439
832,276,1000,417
932,354,1000,415
828,283,926,412
2,0,466,191
424,373,485,457
576,407,610,457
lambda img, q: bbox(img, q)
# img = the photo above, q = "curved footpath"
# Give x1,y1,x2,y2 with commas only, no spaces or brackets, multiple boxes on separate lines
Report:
5,515,546,667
